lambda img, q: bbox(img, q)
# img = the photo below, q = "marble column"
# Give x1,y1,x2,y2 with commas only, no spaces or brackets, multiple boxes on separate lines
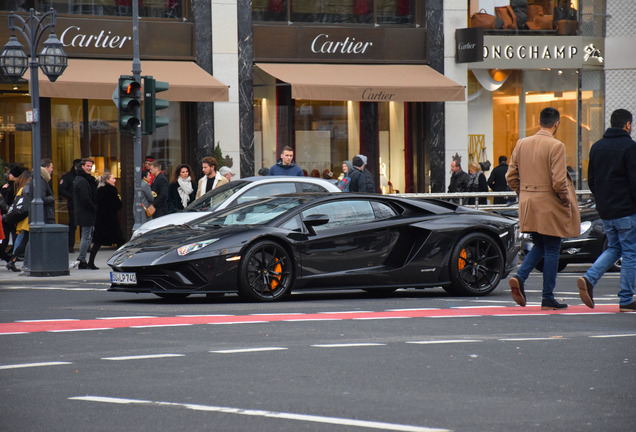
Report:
237,0,255,177
193,0,216,162
424,0,446,193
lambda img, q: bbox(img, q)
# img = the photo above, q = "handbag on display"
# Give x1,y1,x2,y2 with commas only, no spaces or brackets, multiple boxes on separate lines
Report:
470,9,496,29
495,5,518,30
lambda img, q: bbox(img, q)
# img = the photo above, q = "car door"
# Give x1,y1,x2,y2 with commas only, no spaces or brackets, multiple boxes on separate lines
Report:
298,199,400,286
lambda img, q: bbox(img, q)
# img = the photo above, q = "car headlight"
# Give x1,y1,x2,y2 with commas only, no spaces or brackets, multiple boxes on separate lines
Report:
177,239,219,256
579,221,592,236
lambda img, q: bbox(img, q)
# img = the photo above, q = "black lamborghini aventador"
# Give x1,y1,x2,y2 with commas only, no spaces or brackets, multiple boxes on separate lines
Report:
108,193,519,301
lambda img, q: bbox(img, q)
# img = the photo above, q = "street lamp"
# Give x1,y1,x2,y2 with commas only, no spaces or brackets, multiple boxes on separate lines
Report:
0,8,69,276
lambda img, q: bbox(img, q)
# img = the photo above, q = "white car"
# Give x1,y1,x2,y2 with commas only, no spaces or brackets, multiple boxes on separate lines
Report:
132,176,341,238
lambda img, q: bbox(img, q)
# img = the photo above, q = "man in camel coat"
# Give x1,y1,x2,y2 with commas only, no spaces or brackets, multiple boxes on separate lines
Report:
506,107,580,310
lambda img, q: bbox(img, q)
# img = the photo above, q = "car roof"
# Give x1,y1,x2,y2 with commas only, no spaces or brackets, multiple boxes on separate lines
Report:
240,176,340,188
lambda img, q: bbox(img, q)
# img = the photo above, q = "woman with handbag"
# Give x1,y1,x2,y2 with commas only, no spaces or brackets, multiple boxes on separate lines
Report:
6,170,32,272
139,170,155,224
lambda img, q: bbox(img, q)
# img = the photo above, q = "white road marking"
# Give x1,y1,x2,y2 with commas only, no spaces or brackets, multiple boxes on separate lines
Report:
281,318,342,322
1,361,72,370
101,354,185,361
210,347,288,354
498,337,565,341
311,343,386,348
0,332,29,335
69,396,451,432
97,316,158,320
48,328,114,332
406,340,483,345
16,319,79,322
589,334,636,338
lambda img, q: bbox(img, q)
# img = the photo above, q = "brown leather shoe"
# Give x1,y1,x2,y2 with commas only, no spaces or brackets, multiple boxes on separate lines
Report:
619,301,636,312
509,276,526,307
577,276,594,308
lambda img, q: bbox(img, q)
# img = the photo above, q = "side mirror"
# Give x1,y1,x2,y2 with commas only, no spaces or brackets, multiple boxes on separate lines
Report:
303,214,329,234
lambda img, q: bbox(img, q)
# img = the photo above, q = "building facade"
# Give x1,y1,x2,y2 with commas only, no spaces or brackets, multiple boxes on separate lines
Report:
0,1,228,237
451,0,634,191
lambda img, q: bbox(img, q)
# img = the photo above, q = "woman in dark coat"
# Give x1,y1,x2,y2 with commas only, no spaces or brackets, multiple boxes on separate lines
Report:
167,163,196,212
88,172,124,269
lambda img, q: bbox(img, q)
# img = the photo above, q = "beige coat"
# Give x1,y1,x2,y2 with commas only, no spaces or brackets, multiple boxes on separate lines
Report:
195,172,229,199
506,130,580,238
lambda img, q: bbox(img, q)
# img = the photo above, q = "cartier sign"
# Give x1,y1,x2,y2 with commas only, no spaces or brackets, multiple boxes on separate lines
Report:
61,26,132,50
455,28,483,63
0,12,194,60
254,25,428,64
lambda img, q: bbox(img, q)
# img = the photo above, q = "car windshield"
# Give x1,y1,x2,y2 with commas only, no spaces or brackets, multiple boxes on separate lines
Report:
196,196,305,227
185,180,250,212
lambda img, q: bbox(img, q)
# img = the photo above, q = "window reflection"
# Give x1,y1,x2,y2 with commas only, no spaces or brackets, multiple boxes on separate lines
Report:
1,0,183,19
252,0,415,25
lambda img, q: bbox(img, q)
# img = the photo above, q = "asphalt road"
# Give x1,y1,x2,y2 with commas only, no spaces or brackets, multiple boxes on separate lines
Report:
1,251,634,432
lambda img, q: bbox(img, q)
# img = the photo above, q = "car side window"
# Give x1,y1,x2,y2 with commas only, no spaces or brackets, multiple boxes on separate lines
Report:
279,215,303,232
371,201,398,220
298,183,328,193
302,200,375,231
235,183,297,204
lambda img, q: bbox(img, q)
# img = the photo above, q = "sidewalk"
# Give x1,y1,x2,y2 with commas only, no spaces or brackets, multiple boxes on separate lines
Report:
2,247,116,283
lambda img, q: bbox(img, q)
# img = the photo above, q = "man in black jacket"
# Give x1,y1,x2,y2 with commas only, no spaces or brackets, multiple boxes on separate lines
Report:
448,159,470,203
59,159,80,252
348,156,369,192
73,158,97,269
149,161,170,218
487,155,511,204
578,109,636,312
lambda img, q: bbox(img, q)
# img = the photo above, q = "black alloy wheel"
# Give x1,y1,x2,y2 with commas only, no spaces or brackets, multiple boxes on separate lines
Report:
446,232,504,296
238,240,293,301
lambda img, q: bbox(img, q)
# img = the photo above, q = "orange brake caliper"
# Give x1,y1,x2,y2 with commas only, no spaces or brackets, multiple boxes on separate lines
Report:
458,249,467,270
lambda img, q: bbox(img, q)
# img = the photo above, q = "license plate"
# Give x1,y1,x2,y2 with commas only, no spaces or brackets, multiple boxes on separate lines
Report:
111,272,137,285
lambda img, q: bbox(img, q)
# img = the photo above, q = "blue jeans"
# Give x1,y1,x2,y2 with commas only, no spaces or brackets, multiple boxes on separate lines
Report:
585,213,636,306
516,233,562,300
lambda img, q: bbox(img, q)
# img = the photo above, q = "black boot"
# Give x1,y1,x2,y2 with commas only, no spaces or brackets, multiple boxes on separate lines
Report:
6,260,19,272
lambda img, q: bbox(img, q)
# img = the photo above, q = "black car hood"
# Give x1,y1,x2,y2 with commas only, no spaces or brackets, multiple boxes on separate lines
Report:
109,224,260,268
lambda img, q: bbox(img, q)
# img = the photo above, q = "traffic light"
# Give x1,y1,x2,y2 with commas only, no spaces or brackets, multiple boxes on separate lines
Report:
143,76,169,135
118,75,141,134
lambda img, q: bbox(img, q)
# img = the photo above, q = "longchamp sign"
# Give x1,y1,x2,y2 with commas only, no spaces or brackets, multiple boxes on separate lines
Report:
472,36,604,69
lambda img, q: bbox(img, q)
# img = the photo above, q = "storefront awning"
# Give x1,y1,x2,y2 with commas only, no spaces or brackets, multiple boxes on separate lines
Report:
27,59,229,102
255,63,465,102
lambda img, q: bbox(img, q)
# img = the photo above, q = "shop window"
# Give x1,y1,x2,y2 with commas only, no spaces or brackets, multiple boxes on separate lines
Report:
253,0,415,25
468,0,580,35
474,68,603,191
0,0,186,19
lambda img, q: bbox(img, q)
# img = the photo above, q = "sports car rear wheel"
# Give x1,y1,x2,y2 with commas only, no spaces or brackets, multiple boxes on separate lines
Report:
238,240,293,302
446,232,504,296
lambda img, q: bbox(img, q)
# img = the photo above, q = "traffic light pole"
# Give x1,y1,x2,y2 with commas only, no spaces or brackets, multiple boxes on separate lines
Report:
131,0,143,231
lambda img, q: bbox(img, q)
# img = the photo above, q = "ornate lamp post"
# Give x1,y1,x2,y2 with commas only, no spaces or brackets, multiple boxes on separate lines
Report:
0,8,69,276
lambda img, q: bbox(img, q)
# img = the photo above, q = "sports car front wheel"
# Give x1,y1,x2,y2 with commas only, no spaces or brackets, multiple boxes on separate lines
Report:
238,240,294,302
445,232,504,296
